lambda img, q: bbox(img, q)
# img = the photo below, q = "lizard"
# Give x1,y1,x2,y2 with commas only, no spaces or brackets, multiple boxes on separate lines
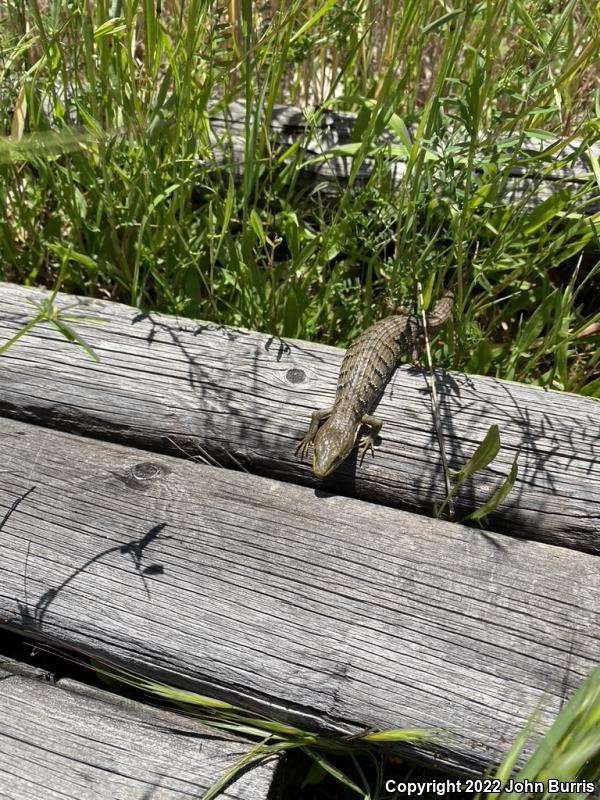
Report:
296,290,454,479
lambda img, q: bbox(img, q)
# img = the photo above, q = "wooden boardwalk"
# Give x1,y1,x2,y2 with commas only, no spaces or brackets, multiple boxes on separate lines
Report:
0,281,598,793
0,283,597,552
1,660,278,800
208,101,600,217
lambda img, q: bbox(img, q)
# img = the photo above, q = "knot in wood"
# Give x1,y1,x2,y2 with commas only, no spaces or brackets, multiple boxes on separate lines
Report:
129,462,163,483
286,367,306,384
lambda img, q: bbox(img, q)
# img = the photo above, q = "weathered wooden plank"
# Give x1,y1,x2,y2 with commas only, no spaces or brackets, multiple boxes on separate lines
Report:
0,659,278,800
0,282,597,554
207,101,600,216
33,88,600,216
0,417,598,776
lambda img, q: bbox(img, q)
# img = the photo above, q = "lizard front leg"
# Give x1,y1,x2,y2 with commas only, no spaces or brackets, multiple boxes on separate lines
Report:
357,414,382,464
296,407,333,461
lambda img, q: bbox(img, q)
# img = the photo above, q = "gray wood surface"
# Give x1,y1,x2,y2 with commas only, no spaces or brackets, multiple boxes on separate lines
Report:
207,101,600,216
0,659,278,800
0,417,598,776
0,282,598,554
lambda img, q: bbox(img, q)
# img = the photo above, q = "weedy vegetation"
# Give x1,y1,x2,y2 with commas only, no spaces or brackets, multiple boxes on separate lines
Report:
91,657,600,799
0,0,599,393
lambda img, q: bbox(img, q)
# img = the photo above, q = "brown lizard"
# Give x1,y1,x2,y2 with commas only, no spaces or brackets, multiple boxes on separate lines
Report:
296,290,453,479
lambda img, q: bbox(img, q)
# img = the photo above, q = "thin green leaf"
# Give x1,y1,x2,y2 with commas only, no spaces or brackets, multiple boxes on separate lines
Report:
93,18,127,39
359,727,437,744
0,129,95,163
465,451,519,521
0,314,45,355
511,666,600,784
422,9,465,36
202,742,276,800
290,0,337,43
482,717,535,800
50,321,100,362
46,243,97,270
302,748,365,796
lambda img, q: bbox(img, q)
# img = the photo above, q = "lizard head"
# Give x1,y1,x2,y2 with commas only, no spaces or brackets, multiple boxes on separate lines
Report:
312,420,356,479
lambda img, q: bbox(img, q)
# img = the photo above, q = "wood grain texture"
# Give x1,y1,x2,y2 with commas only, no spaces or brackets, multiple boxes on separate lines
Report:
0,282,598,554
0,660,278,800
0,417,598,775
207,101,600,216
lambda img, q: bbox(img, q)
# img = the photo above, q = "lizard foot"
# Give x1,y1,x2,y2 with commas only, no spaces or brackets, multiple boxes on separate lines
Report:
357,435,376,465
295,437,313,461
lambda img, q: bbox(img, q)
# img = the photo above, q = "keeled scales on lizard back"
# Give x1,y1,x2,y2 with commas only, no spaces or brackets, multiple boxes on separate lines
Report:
296,290,454,479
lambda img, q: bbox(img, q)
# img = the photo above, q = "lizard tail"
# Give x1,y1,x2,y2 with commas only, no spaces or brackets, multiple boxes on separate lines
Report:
425,289,454,329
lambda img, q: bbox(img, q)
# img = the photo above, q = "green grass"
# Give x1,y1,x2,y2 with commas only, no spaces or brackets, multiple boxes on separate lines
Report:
0,0,598,393
92,658,600,799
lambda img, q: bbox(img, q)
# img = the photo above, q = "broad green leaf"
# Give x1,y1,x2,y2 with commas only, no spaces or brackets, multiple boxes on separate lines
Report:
0,129,94,163
283,289,302,337
302,142,434,167
523,128,563,143
302,761,327,788
452,424,500,482
589,150,600,189
388,143,411,158
509,291,557,365
523,189,572,234
276,138,301,164
472,338,492,373
249,208,266,246
388,113,412,150
352,104,372,142
469,181,494,209
580,378,600,397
